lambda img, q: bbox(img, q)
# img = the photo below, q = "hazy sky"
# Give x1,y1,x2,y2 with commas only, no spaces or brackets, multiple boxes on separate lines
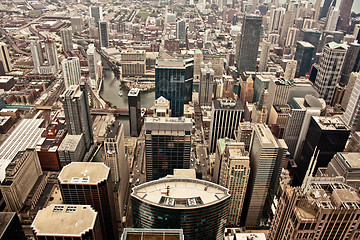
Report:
278,0,360,14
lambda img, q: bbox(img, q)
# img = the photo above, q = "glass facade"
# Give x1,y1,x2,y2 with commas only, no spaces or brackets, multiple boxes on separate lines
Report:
155,62,193,117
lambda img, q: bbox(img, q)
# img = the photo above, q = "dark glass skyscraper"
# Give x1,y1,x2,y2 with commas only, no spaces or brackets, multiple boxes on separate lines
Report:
128,88,141,137
319,0,336,19
236,15,262,74
301,29,321,54
294,116,350,186
294,41,315,77
155,59,193,117
340,42,360,85
338,0,354,31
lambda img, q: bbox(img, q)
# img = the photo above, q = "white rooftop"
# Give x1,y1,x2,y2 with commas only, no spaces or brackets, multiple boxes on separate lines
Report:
0,119,44,182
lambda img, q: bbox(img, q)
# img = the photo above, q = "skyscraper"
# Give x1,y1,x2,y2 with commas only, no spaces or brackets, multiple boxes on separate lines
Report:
294,41,315,77
155,59,193,117
70,17,84,33
60,28,73,52
0,42,12,73
61,84,93,150
31,204,102,240
44,39,59,70
294,116,350,186
144,116,192,181
57,134,85,168
236,15,262,74
301,29,321,54
199,62,215,106
325,7,340,31
216,140,250,226
90,6,102,24
0,150,42,212
269,7,285,32
62,57,81,88
30,41,43,73
259,41,271,72
241,124,287,227
319,0,336,19
176,19,186,41
87,44,101,90
337,0,354,31
128,88,141,137
342,72,360,110
314,42,347,105
131,177,230,240
99,21,109,48
340,42,360,85
269,179,360,240
58,162,118,240
209,99,244,153
266,78,290,116
343,73,360,132
103,120,129,222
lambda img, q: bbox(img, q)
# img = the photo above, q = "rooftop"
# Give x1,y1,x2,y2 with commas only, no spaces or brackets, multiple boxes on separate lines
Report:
313,116,349,131
0,76,14,83
58,162,110,185
31,204,97,237
213,99,244,111
0,119,44,181
337,152,360,169
128,88,140,97
132,178,230,209
106,120,121,139
298,41,315,48
327,42,348,50
122,228,184,240
58,134,83,152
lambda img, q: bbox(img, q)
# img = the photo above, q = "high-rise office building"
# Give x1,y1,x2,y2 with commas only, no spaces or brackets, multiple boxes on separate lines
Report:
131,177,230,240
325,7,340,31
61,85,93,150
0,150,42,212
269,7,285,32
343,73,360,132
128,88,141,137
87,44,101,90
342,72,360,110
266,78,290,116
60,28,73,52
44,39,59,70
259,41,271,72
279,11,295,46
283,60,297,80
99,21,109,48
269,179,360,240
337,0,354,31
155,59,193,117
314,42,347,105
209,99,244,153
193,49,203,80
176,19,186,41
216,140,250,226
31,204,102,240
294,41,315,77
236,15,262,74
241,124,287,227
58,162,118,240
301,29,321,55
62,57,81,88
283,95,324,157
294,116,350,186
90,6,102,24
0,213,26,240
70,17,84,33
236,122,254,152
0,42,12,73
324,152,360,188
57,134,85,168
319,0,336,19
121,49,146,77
340,42,360,85
240,76,254,105
103,120,129,222
285,27,300,47
199,62,215,106
30,41,43,73
144,117,192,181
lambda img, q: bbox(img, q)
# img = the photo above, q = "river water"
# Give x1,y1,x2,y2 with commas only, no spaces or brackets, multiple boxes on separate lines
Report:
99,69,155,136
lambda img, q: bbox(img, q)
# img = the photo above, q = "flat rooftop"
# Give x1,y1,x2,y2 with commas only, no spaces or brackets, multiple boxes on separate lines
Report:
122,229,184,240
0,76,13,83
58,162,109,185
298,41,315,48
31,204,97,237
144,117,192,131
0,119,44,181
313,116,349,131
338,152,360,169
58,134,83,152
132,178,230,209
213,99,244,111
128,88,140,97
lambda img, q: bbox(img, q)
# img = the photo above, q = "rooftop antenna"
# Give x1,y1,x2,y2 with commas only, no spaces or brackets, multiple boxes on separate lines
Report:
301,146,320,193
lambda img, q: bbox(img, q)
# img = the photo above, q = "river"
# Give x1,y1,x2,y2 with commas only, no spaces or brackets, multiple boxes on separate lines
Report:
99,69,155,136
